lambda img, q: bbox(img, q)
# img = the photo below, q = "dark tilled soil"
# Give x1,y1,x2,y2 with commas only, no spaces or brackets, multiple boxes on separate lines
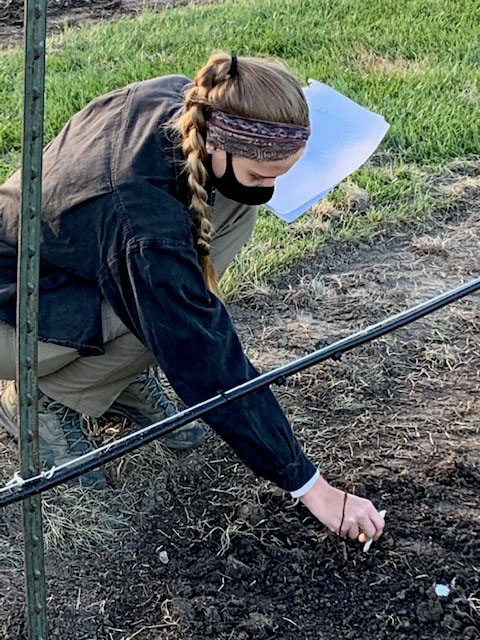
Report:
0,0,215,47
0,164,479,639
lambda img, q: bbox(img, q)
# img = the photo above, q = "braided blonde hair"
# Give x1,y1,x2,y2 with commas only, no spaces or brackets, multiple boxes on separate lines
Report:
172,51,309,296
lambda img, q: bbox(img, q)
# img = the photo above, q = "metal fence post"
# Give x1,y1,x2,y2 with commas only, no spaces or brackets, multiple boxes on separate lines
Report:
17,1,48,638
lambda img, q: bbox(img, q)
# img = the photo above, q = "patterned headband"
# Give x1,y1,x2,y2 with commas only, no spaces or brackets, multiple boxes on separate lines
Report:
206,109,310,161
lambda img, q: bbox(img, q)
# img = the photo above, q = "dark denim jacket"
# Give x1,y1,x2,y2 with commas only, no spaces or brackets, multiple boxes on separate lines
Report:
0,75,316,491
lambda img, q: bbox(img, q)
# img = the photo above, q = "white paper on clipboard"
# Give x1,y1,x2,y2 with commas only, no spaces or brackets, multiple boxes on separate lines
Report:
265,80,390,223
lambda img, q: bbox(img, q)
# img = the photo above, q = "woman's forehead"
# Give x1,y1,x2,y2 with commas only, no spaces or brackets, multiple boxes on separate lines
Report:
240,148,304,174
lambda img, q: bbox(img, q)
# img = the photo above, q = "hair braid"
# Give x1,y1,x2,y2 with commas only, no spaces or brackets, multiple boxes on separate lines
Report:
175,54,233,297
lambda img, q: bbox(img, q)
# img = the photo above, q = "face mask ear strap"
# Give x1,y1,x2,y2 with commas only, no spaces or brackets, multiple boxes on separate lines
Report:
225,151,233,171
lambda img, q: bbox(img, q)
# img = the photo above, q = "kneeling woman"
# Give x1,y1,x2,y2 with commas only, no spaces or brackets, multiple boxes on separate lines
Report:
0,52,384,543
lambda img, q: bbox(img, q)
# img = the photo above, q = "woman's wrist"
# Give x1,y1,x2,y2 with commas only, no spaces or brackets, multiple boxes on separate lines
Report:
290,469,320,498
298,473,330,506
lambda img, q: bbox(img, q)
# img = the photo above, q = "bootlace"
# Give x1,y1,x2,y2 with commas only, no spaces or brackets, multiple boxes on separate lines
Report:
138,374,177,417
44,400,91,455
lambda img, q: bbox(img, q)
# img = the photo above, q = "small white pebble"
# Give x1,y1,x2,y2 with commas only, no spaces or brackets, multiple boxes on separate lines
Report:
434,584,450,597
363,509,387,552
159,550,169,565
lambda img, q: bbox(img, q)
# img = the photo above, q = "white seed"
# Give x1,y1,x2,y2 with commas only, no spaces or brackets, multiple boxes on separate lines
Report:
363,509,387,552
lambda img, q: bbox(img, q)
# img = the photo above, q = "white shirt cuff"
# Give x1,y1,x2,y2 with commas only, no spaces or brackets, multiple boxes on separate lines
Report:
290,469,320,498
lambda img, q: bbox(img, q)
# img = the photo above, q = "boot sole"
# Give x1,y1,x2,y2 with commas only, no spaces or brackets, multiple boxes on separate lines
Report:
106,407,205,451
156,435,205,451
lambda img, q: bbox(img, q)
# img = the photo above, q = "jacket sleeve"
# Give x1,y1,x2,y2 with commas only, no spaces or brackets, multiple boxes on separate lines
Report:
99,236,317,492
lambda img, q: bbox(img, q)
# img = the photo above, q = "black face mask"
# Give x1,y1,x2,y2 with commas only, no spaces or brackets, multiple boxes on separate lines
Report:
207,152,275,206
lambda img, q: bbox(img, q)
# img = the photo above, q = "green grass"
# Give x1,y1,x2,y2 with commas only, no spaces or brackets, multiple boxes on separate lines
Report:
1,0,479,298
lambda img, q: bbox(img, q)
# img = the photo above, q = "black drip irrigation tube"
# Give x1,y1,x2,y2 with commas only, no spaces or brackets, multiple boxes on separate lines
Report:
1,276,479,508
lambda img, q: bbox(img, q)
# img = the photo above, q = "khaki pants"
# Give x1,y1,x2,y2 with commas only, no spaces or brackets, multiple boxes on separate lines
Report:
0,193,257,416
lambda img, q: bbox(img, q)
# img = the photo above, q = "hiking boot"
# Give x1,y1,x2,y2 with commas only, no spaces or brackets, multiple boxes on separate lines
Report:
0,382,107,488
107,372,205,450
